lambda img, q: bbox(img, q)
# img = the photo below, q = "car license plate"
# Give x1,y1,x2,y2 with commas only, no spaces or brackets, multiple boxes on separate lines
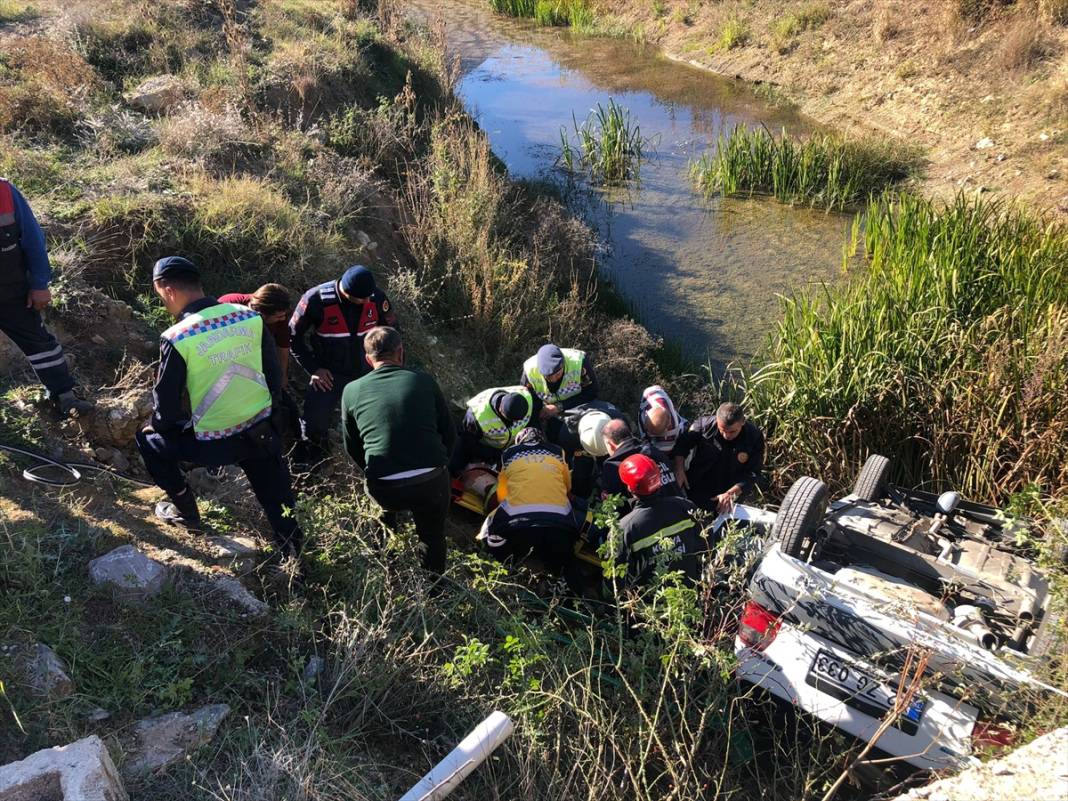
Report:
805,649,924,736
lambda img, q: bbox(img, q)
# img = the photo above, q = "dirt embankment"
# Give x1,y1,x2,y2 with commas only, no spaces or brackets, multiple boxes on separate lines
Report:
594,0,1068,212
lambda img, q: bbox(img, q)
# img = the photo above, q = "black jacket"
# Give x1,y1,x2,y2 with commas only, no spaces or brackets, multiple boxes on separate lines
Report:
600,437,682,500
672,418,765,508
618,494,706,586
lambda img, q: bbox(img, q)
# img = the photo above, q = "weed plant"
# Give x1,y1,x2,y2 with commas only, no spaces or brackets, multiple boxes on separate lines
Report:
747,192,1068,504
559,98,647,185
691,125,917,210
490,0,595,29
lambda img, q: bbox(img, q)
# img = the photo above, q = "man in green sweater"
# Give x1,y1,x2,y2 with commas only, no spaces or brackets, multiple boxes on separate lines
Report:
341,326,456,573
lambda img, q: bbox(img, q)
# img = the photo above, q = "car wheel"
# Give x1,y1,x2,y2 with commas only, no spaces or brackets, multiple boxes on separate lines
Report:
773,476,828,560
853,454,891,501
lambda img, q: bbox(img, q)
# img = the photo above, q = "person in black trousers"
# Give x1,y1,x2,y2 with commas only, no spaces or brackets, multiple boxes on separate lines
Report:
341,326,455,573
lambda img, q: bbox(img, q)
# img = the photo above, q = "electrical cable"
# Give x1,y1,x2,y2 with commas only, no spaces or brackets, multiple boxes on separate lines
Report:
0,441,153,487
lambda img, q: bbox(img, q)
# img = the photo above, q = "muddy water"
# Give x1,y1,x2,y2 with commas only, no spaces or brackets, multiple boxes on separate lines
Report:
409,1,852,369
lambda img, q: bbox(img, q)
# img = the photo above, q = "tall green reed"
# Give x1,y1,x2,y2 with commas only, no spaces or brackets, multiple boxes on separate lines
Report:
559,98,647,185
746,192,1068,503
491,0,594,28
691,125,917,210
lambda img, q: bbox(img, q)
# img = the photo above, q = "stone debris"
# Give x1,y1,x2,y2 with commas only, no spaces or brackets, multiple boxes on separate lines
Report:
29,643,74,699
123,75,186,114
302,655,325,686
209,534,261,566
0,735,128,801
88,546,169,604
208,575,270,617
892,726,1068,801
123,704,230,777
974,137,994,149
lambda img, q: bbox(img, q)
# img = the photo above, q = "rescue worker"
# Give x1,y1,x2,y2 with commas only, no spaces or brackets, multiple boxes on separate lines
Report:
616,454,706,587
134,257,303,562
672,402,766,515
600,418,680,500
637,385,687,455
520,344,597,443
289,265,397,464
341,327,455,574
0,178,93,416
219,284,292,387
480,427,583,591
448,385,533,475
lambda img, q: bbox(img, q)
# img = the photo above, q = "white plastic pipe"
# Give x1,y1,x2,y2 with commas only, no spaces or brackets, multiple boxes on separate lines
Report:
399,710,515,801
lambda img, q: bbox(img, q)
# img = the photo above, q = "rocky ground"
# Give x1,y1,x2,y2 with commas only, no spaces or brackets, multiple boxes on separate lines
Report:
594,0,1068,212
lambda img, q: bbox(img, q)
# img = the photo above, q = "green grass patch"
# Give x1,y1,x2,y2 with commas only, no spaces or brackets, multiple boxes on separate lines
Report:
748,192,1068,503
559,98,648,185
771,3,831,48
0,0,36,24
691,125,918,210
711,16,749,52
490,0,595,29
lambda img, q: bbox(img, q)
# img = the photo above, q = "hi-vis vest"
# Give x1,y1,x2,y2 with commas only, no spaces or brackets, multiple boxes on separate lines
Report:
163,303,272,441
523,348,585,405
467,386,532,449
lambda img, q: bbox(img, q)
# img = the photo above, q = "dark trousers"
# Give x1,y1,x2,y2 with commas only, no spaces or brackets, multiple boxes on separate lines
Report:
135,425,303,555
366,467,451,573
0,301,75,395
299,373,356,440
485,523,583,593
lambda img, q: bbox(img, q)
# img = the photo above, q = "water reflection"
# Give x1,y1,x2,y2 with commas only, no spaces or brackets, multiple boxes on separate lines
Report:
409,0,852,369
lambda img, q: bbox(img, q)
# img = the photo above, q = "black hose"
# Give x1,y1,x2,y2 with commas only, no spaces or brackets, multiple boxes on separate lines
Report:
0,441,153,487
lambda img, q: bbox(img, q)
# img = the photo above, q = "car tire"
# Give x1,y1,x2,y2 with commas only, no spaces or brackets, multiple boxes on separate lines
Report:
773,476,828,560
853,454,891,501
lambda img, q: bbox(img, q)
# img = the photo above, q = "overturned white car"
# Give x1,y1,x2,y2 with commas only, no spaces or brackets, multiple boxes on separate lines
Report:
731,455,1064,772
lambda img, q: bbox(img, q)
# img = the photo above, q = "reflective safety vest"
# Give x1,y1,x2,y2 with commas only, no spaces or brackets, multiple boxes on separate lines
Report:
467,386,532,449
163,303,272,441
523,348,585,405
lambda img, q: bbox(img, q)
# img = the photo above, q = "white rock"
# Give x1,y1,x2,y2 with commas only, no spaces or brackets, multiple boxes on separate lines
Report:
975,137,994,149
208,575,269,617
0,735,128,800
123,704,230,776
123,75,185,114
88,546,169,604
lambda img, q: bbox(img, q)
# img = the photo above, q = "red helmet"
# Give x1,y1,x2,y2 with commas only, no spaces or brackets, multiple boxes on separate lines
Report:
618,454,662,497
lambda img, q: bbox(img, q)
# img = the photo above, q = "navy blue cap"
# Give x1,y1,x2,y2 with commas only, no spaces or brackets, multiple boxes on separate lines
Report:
152,256,199,282
499,392,530,423
536,344,564,375
339,265,376,299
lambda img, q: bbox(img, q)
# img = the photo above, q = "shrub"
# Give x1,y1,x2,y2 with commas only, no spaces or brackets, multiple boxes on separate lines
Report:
0,0,35,23
76,106,158,156
771,3,831,48
158,102,252,168
1042,0,1068,24
0,36,99,138
998,16,1057,71
714,16,750,51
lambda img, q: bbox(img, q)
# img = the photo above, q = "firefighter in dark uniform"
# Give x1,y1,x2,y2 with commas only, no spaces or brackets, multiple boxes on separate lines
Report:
671,402,766,515
134,257,303,561
288,265,397,464
0,178,93,416
615,454,708,588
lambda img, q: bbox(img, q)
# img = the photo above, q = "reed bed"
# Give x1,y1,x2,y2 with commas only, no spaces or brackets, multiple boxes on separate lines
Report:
691,125,917,210
490,0,594,28
559,98,646,185
747,192,1068,504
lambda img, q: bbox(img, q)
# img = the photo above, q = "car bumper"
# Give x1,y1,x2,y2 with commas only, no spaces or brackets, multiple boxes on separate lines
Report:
735,625,980,771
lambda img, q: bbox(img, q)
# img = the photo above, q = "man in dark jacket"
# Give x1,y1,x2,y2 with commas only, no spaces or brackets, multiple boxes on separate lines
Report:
672,402,766,515
290,265,398,462
599,418,681,501
341,327,455,573
134,257,303,560
0,179,93,416
616,454,707,587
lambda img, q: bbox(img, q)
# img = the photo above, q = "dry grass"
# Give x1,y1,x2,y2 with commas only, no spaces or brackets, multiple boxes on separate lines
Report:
998,15,1058,71
1042,0,1068,24
872,7,901,42
0,36,99,137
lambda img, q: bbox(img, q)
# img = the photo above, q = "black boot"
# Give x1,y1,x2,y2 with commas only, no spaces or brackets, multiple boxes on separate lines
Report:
154,487,204,531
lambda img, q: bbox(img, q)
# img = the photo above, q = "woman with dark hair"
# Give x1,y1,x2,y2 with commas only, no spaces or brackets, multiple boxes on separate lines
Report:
219,283,292,387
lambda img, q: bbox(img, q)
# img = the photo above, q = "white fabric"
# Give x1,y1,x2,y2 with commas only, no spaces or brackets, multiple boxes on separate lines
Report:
379,466,436,481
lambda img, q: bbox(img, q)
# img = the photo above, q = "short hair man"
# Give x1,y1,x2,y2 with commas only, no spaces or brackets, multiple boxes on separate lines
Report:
614,454,706,587
599,418,681,501
671,402,765,515
0,178,93,416
341,326,455,573
135,256,302,562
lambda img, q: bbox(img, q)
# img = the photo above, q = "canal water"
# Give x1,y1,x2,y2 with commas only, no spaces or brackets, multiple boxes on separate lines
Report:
409,1,853,369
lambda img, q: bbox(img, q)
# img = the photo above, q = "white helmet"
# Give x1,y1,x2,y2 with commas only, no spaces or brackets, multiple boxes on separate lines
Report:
578,410,612,456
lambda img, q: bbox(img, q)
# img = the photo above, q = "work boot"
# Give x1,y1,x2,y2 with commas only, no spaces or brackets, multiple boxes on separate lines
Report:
154,488,204,531
54,390,94,418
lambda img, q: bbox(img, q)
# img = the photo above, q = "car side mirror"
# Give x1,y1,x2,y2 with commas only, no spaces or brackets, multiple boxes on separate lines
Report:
937,491,961,516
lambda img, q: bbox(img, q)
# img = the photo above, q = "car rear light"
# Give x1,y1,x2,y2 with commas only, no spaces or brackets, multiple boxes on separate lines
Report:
971,719,1017,750
738,600,781,651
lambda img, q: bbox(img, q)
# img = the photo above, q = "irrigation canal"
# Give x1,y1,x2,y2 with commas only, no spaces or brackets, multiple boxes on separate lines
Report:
408,0,854,369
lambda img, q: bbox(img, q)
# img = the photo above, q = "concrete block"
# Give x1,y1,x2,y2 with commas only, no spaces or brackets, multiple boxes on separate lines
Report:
0,735,128,801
